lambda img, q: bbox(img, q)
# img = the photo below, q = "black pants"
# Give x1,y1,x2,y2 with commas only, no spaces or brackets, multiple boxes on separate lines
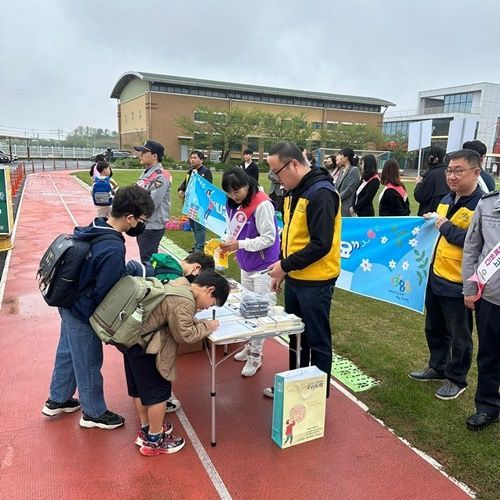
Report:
285,280,335,398
475,298,500,416
137,228,165,264
424,287,473,388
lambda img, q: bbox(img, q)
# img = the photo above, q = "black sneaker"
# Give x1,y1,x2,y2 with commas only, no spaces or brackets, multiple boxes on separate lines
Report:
42,398,81,417
79,410,125,430
466,412,499,431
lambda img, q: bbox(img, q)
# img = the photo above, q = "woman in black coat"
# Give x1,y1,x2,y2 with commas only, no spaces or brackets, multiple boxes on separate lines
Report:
350,154,380,216
379,159,411,216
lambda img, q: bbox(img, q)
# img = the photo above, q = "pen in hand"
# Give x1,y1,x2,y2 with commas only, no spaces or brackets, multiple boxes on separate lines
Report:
212,309,216,320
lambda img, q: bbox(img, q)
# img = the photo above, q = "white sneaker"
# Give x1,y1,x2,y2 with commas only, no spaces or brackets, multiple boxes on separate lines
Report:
165,398,181,413
234,345,250,362
263,387,274,398
241,355,262,377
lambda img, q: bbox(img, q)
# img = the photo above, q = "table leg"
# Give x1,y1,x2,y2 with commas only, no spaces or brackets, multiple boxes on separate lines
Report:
211,341,216,447
296,332,301,369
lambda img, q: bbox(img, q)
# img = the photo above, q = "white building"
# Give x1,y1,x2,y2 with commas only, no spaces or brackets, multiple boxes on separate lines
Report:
383,83,500,154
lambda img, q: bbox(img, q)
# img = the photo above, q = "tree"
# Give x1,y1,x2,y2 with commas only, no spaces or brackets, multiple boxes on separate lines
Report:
177,106,260,162
64,126,119,148
258,111,313,149
319,123,385,150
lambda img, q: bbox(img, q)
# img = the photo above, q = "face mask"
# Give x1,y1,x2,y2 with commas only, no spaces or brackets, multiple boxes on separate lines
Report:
126,221,146,237
185,273,196,283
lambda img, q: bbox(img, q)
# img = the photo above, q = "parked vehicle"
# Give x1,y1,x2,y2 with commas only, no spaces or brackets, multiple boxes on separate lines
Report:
90,150,134,162
0,152,11,164
0,150,18,162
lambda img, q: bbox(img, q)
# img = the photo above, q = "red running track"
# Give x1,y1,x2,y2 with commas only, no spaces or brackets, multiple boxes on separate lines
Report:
0,171,472,499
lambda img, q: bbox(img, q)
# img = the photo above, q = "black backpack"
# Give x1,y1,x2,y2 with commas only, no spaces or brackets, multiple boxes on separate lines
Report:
37,233,121,308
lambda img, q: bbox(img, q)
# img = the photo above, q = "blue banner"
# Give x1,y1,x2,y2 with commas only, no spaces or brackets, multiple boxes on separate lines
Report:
182,171,228,236
338,217,439,313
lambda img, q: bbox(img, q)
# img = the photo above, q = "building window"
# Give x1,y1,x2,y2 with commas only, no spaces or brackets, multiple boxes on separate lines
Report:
443,92,473,113
312,122,323,130
383,121,410,137
150,81,381,113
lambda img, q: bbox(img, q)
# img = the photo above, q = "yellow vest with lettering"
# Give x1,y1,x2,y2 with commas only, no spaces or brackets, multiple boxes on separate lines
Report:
282,184,341,281
433,202,475,283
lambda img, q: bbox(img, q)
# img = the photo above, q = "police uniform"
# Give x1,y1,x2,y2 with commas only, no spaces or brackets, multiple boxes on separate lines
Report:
462,190,500,419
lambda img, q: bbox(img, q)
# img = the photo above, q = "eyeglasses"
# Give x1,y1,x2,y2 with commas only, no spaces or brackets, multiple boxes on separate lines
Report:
271,159,293,179
135,216,149,224
445,167,476,177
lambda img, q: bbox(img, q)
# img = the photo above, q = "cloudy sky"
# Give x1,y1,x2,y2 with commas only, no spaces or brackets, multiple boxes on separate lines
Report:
1,0,499,139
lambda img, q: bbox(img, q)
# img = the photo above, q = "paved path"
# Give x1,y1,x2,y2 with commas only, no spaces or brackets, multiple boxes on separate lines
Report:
0,171,473,499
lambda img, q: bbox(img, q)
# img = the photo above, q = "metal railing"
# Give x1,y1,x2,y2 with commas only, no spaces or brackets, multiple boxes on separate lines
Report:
0,144,104,159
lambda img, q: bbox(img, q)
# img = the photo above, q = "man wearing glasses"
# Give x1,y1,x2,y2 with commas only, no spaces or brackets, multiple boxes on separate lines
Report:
265,142,341,399
410,149,483,401
134,140,172,263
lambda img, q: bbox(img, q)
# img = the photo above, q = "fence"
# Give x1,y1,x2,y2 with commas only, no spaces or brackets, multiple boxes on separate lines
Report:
0,143,103,160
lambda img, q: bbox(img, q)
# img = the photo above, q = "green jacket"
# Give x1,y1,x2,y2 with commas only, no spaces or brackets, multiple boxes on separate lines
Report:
150,253,183,282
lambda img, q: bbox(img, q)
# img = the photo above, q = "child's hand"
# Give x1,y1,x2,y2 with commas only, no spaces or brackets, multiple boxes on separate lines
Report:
207,320,220,332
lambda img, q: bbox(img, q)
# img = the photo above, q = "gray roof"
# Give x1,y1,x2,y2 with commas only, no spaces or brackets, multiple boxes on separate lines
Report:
110,71,394,107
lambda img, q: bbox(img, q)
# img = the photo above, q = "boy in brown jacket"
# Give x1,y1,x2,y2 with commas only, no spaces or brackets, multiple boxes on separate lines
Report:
124,270,230,456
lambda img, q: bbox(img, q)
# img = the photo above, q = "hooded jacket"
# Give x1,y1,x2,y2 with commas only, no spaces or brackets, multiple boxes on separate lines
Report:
69,218,125,323
414,163,450,215
142,278,213,381
281,168,341,285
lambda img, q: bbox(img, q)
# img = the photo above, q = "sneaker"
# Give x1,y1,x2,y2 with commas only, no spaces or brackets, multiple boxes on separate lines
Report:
234,345,250,362
165,398,181,413
466,412,499,431
435,380,467,400
409,367,444,382
79,410,125,430
135,423,173,446
140,433,186,456
42,398,81,417
263,386,274,398
241,355,262,377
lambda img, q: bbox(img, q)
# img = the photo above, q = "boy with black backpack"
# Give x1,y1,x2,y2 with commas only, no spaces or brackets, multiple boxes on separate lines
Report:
124,270,229,456
42,185,154,430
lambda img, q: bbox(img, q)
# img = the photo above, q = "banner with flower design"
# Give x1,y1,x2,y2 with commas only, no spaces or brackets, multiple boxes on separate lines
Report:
337,217,439,313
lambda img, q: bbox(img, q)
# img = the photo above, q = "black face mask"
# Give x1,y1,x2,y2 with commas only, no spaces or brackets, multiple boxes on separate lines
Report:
126,221,146,237
185,273,196,283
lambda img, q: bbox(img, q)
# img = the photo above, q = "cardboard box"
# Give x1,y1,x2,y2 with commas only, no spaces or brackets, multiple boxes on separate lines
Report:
177,340,204,355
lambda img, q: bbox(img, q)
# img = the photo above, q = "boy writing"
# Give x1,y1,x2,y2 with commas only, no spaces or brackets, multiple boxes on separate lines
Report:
124,270,230,456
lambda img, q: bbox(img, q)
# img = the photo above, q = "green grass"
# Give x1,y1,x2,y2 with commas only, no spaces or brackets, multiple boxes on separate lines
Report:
75,169,499,499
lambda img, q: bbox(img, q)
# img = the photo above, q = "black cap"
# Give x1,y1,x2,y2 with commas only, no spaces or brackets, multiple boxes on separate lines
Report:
134,140,164,159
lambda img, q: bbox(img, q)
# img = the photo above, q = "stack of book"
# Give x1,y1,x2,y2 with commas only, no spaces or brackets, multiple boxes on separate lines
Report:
256,313,303,331
239,294,270,318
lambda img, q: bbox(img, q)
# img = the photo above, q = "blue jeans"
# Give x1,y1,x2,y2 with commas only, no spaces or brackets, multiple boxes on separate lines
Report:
48,308,107,418
285,280,335,397
189,219,206,252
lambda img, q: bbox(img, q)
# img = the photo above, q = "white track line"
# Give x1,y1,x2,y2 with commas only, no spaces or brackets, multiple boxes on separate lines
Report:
171,392,232,500
48,173,79,226
1,172,230,497
272,337,475,497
